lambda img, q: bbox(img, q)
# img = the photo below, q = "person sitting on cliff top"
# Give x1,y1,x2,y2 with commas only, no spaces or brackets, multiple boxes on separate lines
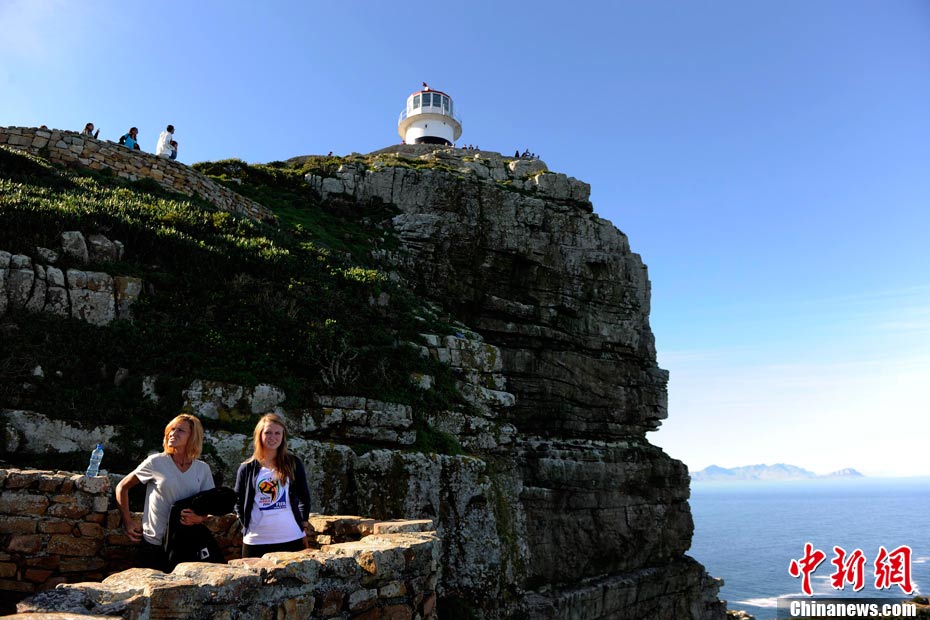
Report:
82,123,100,139
119,127,141,150
169,140,178,161
156,125,175,158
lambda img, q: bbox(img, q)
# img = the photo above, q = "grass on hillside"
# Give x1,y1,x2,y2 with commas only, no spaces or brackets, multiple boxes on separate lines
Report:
193,157,401,259
0,146,465,469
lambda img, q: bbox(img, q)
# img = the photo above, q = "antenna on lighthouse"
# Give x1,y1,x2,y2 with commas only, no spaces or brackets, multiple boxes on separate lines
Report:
398,83,462,146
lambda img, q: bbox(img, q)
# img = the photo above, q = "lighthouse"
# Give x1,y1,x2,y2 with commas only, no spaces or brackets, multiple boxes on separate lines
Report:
398,83,462,146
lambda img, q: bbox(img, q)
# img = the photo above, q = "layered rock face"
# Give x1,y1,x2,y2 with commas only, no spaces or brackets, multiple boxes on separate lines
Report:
305,146,725,619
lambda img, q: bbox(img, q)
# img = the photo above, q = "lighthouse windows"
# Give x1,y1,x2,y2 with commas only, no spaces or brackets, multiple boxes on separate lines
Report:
406,92,455,119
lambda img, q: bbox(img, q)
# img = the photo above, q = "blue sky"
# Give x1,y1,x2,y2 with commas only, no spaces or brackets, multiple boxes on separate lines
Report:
2,1,929,476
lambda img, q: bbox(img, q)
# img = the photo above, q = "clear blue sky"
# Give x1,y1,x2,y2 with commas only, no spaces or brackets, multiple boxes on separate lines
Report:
3,1,929,476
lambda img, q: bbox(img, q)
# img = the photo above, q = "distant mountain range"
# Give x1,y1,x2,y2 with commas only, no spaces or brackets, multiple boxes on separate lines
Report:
691,464,864,482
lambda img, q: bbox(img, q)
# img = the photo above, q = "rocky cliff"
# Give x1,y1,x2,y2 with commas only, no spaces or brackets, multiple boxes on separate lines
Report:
0,139,725,619
301,145,724,618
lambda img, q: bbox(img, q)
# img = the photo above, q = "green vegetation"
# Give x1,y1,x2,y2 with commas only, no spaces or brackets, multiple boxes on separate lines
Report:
0,146,468,468
412,418,465,456
192,157,390,258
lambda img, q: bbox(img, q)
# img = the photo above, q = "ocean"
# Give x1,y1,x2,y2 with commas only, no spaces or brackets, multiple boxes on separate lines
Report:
688,477,930,620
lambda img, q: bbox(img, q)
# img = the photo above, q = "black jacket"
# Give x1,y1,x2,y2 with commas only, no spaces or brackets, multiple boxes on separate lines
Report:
234,457,311,533
163,486,237,570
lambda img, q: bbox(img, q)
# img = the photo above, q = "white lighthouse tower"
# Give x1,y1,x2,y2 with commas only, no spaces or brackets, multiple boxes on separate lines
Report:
398,83,462,146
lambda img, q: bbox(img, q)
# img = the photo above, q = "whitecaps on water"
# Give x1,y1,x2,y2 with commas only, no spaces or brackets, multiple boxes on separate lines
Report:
732,593,807,609
732,597,779,608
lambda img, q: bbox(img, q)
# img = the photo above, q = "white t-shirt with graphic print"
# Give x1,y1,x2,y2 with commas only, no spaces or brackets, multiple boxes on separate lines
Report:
243,466,304,545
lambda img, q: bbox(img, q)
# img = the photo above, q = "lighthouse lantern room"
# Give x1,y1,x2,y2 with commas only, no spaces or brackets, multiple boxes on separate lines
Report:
398,83,462,146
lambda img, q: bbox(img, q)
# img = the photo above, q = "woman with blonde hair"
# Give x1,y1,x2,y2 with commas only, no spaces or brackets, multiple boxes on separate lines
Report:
115,414,214,571
234,413,311,557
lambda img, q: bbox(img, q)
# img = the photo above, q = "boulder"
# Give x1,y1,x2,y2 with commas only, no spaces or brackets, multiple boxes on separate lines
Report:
7,254,35,310
247,383,286,413
113,275,142,320
67,270,115,325
60,231,89,263
1,410,118,454
87,234,120,262
35,246,59,264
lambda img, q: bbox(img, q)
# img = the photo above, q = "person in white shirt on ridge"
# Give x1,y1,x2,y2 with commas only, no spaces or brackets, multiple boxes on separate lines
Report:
156,124,175,158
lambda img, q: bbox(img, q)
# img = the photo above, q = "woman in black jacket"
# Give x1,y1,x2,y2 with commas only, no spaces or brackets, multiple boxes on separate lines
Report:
234,413,312,557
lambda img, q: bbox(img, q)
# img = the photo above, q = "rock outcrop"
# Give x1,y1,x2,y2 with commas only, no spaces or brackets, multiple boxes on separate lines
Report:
303,145,724,619
0,232,141,325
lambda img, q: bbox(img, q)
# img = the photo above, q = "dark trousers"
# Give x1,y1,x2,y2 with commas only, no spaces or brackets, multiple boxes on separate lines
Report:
137,540,169,572
241,537,305,558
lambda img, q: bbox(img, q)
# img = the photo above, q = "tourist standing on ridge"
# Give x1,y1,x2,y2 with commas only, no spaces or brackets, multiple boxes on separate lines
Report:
115,414,215,571
234,413,312,557
82,123,100,139
156,125,175,158
119,127,141,150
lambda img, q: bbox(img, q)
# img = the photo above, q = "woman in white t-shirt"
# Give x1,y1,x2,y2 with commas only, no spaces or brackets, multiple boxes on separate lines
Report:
115,414,215,571
234,413,312,557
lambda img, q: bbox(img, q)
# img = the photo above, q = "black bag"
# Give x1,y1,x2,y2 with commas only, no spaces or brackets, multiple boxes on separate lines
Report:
163,486,237,570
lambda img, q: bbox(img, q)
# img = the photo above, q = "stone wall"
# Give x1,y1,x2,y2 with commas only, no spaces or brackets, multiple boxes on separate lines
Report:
0,469,236,602
1,469,439,619
0,126,275,224
0,469,123,602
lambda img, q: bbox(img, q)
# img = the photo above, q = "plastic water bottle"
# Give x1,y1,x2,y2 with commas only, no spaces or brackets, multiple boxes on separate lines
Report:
85,443,104,477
